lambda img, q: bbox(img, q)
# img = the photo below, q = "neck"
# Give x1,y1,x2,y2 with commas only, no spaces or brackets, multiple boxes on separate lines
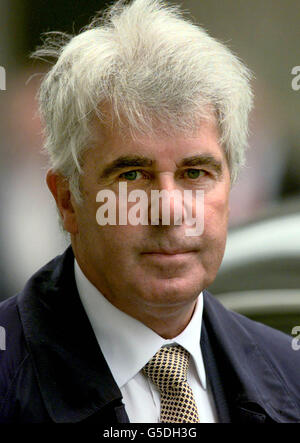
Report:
111,297,198,339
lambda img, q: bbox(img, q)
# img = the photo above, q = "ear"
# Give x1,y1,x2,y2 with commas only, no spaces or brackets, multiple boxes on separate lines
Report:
46,169,78,234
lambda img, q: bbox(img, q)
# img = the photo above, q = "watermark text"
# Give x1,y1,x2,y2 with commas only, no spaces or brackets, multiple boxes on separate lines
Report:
0,326,6,350
0,66,6,91
291,66,300,91
291,326,300,350
96,183,204,236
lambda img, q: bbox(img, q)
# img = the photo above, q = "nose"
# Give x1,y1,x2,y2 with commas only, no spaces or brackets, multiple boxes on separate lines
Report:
148,172,184,226
156,172,176,192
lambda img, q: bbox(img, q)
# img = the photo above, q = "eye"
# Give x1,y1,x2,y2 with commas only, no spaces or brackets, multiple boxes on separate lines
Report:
184,169,206,179
119,170,142,181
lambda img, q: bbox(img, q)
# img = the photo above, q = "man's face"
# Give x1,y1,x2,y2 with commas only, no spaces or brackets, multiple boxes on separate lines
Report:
70,117,231,318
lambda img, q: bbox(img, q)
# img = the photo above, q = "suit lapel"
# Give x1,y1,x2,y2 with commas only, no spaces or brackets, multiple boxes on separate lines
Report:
201,319,231,422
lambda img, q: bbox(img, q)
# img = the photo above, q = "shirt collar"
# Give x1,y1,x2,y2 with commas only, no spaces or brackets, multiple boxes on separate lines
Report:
74,259,206,390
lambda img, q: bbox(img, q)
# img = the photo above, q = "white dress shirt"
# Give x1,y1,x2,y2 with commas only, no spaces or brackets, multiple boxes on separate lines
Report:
74,260,218,423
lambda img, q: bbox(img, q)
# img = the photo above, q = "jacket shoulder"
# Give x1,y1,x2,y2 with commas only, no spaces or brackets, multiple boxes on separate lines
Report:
0,247,74,422
204,290,300,409
0,294,28,372
0,294,30,420
227,305,296,355
204,289,296,351
231,308,300,395
0,289,51,422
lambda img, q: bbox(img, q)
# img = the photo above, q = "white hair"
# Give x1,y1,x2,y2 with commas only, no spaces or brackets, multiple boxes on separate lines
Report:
33,0,253,203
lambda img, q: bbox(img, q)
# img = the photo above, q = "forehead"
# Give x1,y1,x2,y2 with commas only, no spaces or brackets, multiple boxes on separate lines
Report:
86,116,226,167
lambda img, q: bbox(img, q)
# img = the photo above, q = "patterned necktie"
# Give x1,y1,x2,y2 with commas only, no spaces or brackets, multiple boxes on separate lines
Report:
142,345,200,423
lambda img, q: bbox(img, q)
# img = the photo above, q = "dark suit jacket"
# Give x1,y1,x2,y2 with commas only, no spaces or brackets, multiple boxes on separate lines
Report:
0,246,300,423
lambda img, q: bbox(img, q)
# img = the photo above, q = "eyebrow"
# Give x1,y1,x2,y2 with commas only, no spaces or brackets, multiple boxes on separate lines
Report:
99,155,154,179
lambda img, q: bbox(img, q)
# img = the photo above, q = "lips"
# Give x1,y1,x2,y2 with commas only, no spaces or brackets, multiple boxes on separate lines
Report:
141,244,200,256
142,249,194,255
140,249,197,268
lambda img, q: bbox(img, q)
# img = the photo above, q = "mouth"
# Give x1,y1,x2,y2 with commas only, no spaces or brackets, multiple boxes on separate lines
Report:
140,248,198,264
142,249,195,255
141,245,199,254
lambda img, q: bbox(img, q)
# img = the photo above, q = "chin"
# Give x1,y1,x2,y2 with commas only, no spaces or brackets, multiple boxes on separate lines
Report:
138,275,204,306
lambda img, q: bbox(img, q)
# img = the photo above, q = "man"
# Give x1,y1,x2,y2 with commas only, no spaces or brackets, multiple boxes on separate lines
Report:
0,0,299,424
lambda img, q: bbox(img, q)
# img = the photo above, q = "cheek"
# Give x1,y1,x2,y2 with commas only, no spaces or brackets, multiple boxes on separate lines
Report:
93,223,143,251
201,195,229,277
74,192,104,245
203,194,230,238
76,200,97,232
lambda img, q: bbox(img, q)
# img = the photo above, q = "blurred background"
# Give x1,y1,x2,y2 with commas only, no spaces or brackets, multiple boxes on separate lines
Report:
0,0,299,333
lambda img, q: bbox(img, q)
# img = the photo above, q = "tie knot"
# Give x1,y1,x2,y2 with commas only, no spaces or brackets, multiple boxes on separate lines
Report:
143,345,190,393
